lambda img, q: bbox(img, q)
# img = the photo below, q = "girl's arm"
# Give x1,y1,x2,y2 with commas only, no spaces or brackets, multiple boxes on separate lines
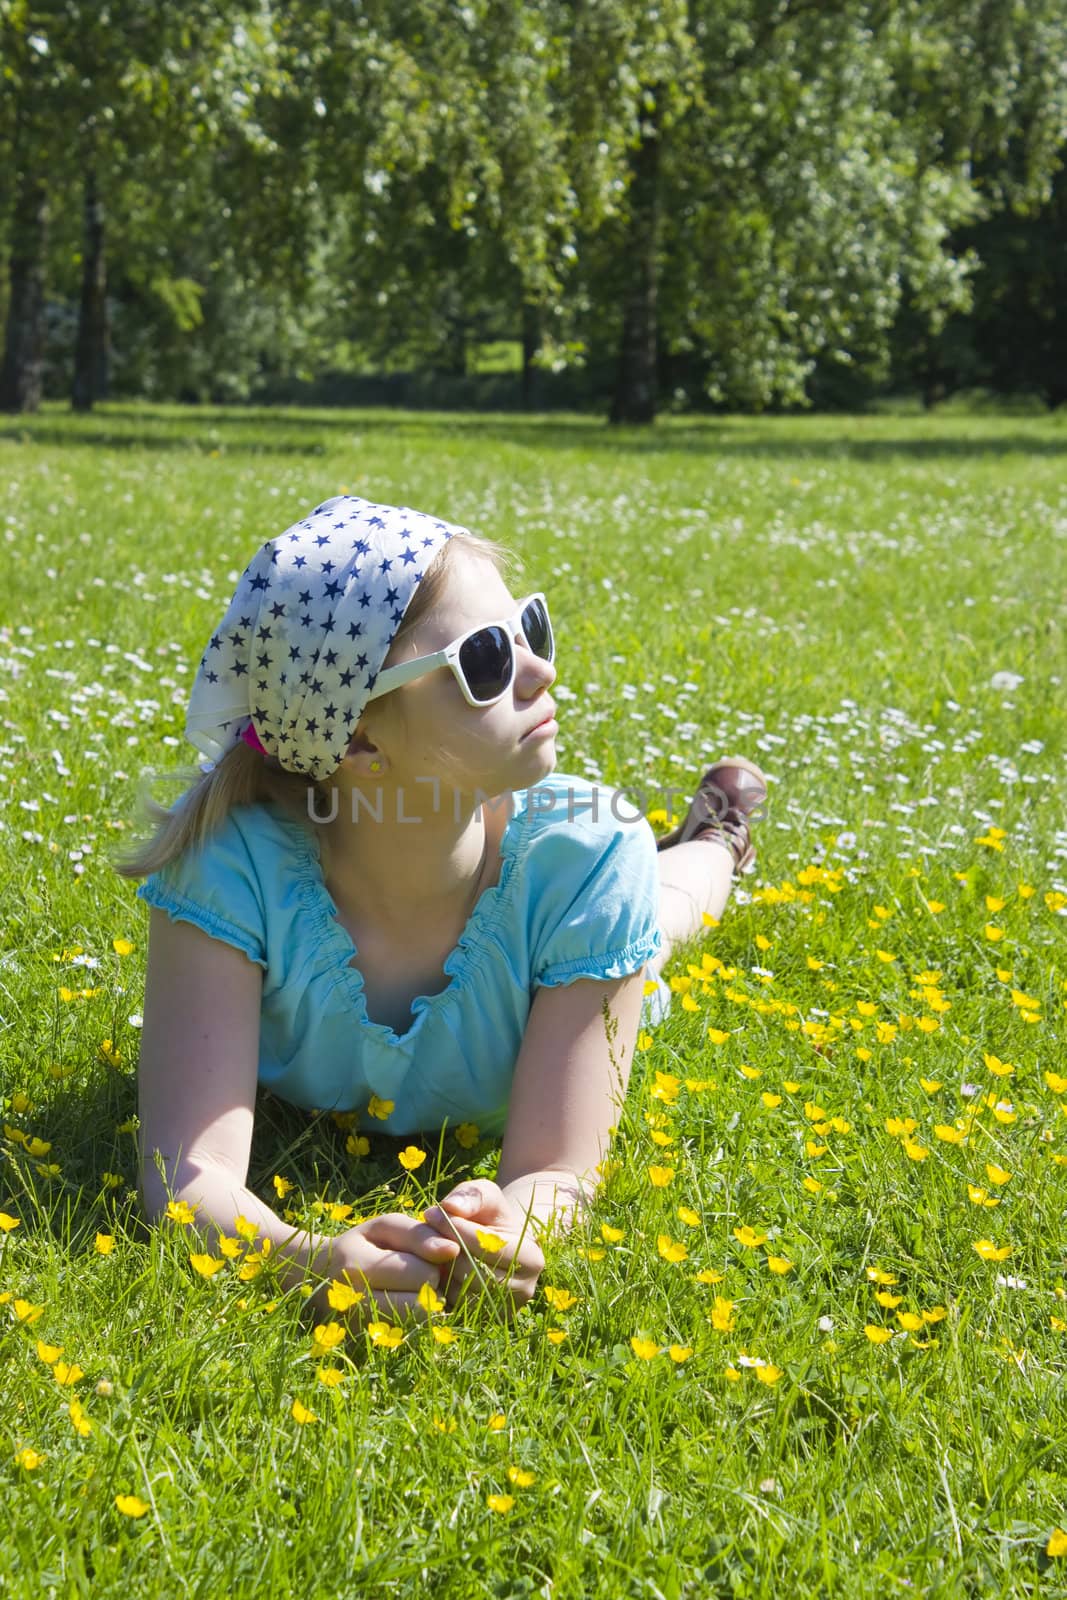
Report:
138,909,457,1310
424,972,646,1308
497,970,646,1226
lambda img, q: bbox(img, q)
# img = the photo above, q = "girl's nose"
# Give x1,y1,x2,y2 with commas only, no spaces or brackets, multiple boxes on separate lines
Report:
515,638,555,693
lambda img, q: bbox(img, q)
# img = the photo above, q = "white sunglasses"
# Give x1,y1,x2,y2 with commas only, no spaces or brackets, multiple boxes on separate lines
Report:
365,593,554,708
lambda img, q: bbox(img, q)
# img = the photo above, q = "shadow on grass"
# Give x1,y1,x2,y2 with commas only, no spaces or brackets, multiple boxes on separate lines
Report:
5,1060,484,1248
3,406,1067,461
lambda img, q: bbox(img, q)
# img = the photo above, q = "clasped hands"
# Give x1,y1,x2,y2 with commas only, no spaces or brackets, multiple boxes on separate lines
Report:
315,1178,546,1327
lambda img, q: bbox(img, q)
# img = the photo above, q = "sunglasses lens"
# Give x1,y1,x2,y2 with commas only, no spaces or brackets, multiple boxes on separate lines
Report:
521,597,553,660
458,624,512,702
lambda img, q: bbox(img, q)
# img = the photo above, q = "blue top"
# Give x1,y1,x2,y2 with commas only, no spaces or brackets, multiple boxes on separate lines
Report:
136,771,666,1137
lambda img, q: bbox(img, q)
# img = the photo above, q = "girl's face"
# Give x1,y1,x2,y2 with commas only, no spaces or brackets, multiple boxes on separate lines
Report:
359,553,558,796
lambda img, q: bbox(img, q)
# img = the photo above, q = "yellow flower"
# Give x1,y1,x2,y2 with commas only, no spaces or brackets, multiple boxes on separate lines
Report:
984,1053,1014,1078
317,1367,345,1388
475,1228,506,1253
657,1234,688,1264
36,1340,63,1365
724,1365,742,1383
755,1364,782,1385
695,1268,726,1285
710,1297,736,1333
112,938,135,956
806,956,824,971
165,1199,197,1226
1047,1529,1067,1558
367,1096,394,1120
733,1225,767,1249
115,1493,150,1516
896,1312,924,1331
455,1122,480,1149
864,1326,893,1344
630,1336,660,1361
803,1176,824,1194
15,1447,45,1471
973,1240,1012,1261
968,1185,1000,1208
647,1165,675,1188
883,1113,921,1139
93,1232,115,1256
761,1092,783,1109
233,1214,259,1240
13,1299,44,1324
431,1326,457,1345
875,950,897,964
272,1175,295,1199
218,1235,243,1259
68,1398,93,1437
291,1399,318,1425
417,1282,445,1314
507,1466,536,1486
866,1268,898,1285
984,924,1004,942
668,1345,693,1363
432,1415,457,1433
677,1206,701,1228
310,1322,346,1358
546,1328,567,1344
902,1139,929,1162
189,1253,225,1279
985,1163,1012,1186
600,1224,625,1244
738,1064,761,1080
53,1362,84,1386
543,1285,578,1312
933,1125,966,1145
1045,1071,1067,1094
367,1321,403,1349
875,1291,903,1308
0,1211,20,1232
486,1494,514,1514
1044,892,1067,912
925,900,946,914
487,1413,507,1431
707,1028,731,1045
637,1030,654,1050
919,1078,942,1094
805,1141,828,1158
766,1255,793,1275
346,1134,370,1158
398,1146,426,1171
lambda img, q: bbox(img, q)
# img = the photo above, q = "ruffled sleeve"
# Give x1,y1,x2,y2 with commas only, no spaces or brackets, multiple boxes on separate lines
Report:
531,813,662,988
135,808,268,969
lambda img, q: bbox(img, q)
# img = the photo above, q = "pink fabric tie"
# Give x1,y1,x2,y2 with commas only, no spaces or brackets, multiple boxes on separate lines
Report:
241,721,268,755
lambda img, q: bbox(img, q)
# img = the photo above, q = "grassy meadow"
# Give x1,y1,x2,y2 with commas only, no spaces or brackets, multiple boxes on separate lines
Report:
0,402,1065,1597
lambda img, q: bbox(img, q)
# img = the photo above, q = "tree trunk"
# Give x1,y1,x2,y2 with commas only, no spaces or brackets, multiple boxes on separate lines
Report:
0,172,48,414
72,165,110,412
610,103,661,426
521,301,540,409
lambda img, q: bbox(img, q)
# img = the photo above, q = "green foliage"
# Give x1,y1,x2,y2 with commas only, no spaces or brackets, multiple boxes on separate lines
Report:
1,405,1066,1593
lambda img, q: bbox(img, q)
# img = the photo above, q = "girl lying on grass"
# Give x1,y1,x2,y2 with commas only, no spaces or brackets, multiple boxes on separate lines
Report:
117,495,767,1324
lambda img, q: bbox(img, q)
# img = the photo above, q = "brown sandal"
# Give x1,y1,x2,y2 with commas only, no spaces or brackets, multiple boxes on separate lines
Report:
656,756,768,876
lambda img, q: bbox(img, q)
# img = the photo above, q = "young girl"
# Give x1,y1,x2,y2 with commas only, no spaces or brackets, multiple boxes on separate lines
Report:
119,494,766,1322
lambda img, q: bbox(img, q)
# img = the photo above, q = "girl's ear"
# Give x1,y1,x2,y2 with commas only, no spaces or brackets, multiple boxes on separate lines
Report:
343,725,387,777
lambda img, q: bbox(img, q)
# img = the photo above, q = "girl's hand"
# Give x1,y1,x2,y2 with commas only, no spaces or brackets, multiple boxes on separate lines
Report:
421,1179,546,1319
312,1212,461,1325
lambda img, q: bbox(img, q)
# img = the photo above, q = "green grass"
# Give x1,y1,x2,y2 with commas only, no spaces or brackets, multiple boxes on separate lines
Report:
0,402,1065,1598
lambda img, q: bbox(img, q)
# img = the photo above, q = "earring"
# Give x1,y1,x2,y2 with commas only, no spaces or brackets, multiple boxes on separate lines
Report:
370,760,382,773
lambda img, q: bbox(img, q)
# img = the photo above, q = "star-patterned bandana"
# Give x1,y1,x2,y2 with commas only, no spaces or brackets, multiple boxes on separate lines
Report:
184,494,468,779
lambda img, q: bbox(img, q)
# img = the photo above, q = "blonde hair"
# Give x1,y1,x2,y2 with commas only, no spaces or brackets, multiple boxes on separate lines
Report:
114,531,519,880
